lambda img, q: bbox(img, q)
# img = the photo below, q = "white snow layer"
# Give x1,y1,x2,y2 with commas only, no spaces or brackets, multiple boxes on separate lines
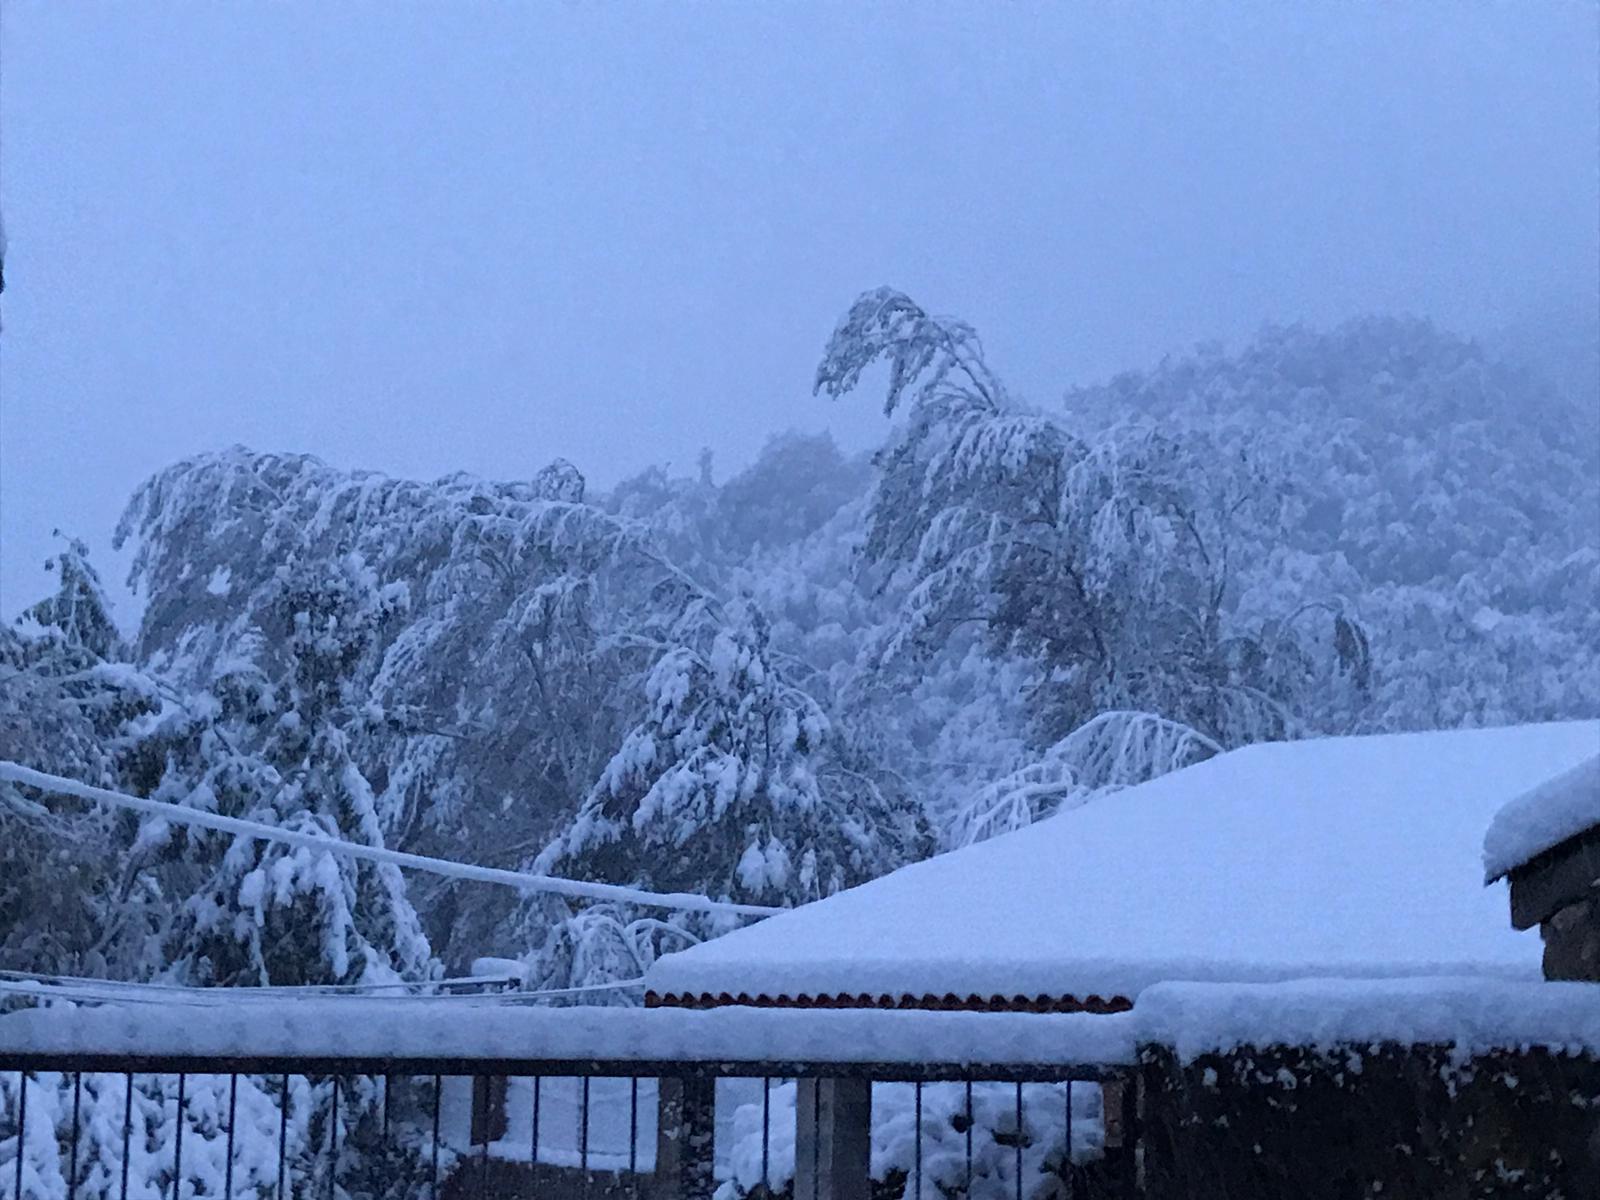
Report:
1482,753,1600,881
1137,976,1600,1063
0,1001,1140,1067
646,722,1600,1003
4,978,1596,1066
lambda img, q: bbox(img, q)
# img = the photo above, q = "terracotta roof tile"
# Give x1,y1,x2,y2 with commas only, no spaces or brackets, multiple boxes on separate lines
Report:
644,990,1132,1014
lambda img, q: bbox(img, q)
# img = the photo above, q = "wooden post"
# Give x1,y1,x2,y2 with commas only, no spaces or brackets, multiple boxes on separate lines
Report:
469,1075,508,1146
657,1076,716,1200
794,1078,872,1200
1100,1075,1140,1193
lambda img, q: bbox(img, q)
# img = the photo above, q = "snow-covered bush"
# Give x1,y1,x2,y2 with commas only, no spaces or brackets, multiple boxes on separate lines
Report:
718,1081,1104,1200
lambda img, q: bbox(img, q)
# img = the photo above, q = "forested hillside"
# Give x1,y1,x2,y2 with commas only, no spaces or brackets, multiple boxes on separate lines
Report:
4,291,1596,992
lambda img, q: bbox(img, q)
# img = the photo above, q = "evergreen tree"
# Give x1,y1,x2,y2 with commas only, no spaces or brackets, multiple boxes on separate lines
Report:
0,537,160,975
156,553,433,987
527,596,930,988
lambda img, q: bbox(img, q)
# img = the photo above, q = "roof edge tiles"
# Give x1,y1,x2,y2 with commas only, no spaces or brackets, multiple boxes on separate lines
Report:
644,990,1134,1014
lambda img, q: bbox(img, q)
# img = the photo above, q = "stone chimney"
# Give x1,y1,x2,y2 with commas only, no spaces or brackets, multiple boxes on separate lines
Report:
1485,755,1600,982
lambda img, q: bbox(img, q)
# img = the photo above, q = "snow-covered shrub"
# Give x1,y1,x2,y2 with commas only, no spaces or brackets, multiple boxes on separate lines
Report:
717,1081,1104,1200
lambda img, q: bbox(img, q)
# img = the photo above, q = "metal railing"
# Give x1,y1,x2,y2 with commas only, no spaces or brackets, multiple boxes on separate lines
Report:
1,1051,1137,1200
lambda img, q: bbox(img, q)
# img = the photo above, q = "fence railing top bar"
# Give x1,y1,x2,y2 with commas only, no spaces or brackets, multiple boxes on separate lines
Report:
0,998,1139,1071
0,1051,1128,1082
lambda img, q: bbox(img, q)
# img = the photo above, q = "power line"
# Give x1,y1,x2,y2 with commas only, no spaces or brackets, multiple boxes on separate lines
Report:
0,969,519,996
0,975,646,1009
0,761,781,919
0,980,183,1007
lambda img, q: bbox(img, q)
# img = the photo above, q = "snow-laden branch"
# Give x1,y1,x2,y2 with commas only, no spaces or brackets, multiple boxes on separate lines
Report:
0,761,782,919
946,711,1223,847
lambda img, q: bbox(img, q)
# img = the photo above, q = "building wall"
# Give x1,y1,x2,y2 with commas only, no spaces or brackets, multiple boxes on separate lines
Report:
1508,825,1600,982
1137,1042,1600,1199
1543,894,1600,982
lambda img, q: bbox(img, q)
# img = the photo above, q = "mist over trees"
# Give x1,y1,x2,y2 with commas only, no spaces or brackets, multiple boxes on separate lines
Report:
3,291,1596,994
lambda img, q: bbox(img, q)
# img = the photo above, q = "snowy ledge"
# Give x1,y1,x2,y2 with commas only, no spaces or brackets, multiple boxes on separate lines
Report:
1482,753,1600,881
0,1000,1139,1072
2,978,1596,1071
1137,977,1600,1064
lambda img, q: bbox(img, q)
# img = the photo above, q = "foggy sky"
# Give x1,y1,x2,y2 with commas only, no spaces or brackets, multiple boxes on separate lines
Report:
2,2,1596,620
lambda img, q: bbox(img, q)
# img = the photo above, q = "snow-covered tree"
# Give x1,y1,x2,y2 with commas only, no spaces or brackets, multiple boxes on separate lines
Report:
113,448,679,966
816,289,1358,756
18,533,124,662
108,444,898,973
527,596,930,988
152,553,433,987
1065,316,1600,733
717,431,874,561
0,538,162,975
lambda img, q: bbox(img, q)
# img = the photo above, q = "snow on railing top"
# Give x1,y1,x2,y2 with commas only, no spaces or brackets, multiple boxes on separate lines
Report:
1,977,1595,1069
0,998,1140,1070
0,761,781,919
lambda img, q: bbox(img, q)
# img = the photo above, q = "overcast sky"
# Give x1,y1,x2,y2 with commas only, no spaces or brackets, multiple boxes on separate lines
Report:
1,2,1596,620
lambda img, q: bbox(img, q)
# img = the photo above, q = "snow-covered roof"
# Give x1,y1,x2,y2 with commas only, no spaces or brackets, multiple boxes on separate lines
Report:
1482,754,1600,881
646,722,1600,1006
